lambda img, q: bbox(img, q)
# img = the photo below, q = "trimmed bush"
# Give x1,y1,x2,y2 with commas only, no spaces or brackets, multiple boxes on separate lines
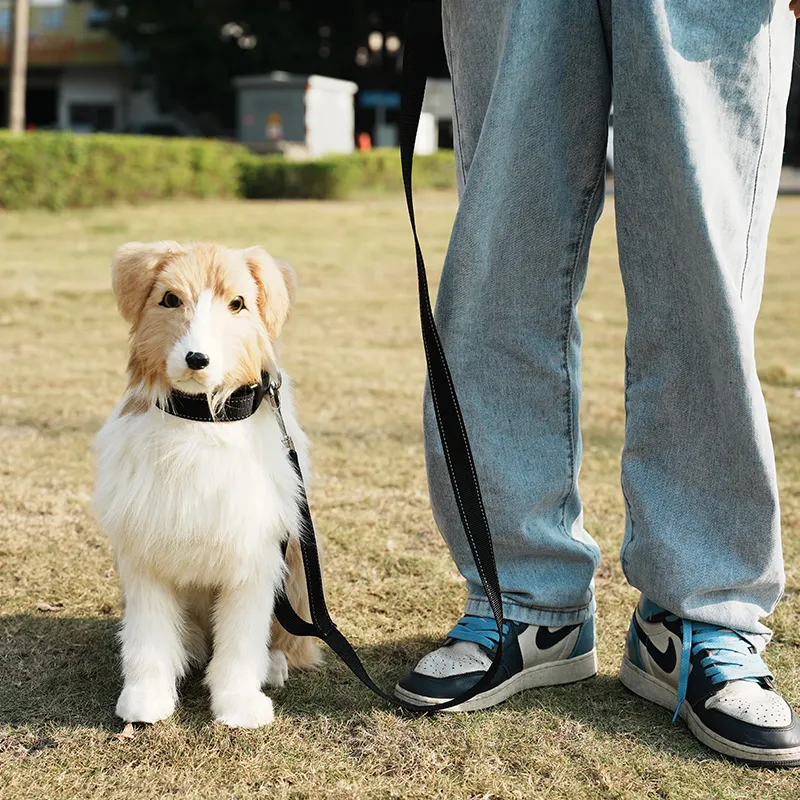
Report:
239,149,457,200
0,133,456,209
0,132,245,210
354,148,457,192
238,154,364,200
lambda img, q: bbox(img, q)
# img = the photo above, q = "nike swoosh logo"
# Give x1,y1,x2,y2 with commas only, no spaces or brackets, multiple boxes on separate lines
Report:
535,624,579,650
633,615,677,674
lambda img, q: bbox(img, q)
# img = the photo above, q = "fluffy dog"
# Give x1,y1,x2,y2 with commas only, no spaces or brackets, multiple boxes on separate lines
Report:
94,241,319,728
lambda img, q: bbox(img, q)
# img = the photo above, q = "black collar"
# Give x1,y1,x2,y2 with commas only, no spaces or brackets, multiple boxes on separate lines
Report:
157,372,271,422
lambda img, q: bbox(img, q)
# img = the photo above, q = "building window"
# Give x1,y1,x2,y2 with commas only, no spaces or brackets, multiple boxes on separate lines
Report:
41,8,65,30
86,8,113,29
69,103,116,133
0,10,10,36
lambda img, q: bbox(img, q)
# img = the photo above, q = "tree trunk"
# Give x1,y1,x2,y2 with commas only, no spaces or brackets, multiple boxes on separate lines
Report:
7,0,30,134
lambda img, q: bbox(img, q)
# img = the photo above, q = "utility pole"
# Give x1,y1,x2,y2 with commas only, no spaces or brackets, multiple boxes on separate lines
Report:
7,0,30,133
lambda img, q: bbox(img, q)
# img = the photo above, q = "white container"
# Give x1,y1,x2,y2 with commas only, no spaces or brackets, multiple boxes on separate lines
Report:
415,112,437,155
233,72,358,156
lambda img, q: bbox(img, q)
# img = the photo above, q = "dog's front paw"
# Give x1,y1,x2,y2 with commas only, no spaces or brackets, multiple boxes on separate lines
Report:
212,691,274,728
266,651,289,688
116,683,176,724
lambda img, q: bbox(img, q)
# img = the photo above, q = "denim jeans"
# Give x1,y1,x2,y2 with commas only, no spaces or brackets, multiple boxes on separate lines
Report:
426,0,795,635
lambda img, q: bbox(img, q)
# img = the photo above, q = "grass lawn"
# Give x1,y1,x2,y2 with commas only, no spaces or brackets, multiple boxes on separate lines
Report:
1,192,799,800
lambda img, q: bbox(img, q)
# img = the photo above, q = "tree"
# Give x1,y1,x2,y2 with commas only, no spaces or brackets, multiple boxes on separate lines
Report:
92,0,447,135
7,0,30,133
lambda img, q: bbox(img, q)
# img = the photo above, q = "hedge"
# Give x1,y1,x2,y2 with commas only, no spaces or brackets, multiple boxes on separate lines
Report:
0,132,244,210
0,132,456,209
238,153,363,200
237,149,457,199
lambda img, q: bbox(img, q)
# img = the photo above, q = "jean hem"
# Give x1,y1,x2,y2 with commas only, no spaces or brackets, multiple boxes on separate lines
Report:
465,596,594,627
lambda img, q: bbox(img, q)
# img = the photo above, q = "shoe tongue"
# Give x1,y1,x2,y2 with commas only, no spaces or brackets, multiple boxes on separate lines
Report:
705,680,792,727
449,639,494,665
445,639,492,672
640,596,667,620
414,639,493,678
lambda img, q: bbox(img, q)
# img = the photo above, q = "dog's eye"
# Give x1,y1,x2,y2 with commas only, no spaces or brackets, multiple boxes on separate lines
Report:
159,291,182,309
228,296,246,314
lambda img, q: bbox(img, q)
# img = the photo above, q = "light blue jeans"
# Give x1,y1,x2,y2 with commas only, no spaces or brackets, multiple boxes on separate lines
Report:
426,1,796,636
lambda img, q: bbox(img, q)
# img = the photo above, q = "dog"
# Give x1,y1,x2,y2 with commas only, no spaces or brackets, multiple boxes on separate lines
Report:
94,241,319,728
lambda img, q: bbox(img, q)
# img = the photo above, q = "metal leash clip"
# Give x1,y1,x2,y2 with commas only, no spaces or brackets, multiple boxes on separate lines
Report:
266,373,295,452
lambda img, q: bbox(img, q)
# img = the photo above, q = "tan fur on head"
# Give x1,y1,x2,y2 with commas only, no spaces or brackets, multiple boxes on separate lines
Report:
112,241,186,325
112,242,295,407
243,247,297,340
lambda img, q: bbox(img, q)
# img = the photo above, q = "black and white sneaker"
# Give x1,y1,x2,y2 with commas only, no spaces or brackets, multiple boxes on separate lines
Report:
394,614,597,712
620,596,800,767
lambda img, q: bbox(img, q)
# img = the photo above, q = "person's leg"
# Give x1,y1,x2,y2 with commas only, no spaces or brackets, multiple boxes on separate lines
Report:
613,0,795,636
614,0,800,765
425,0,611,629
397,0,611,709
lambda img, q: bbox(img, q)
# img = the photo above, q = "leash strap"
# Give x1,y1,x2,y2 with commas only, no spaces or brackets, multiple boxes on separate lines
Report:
274,0,506,712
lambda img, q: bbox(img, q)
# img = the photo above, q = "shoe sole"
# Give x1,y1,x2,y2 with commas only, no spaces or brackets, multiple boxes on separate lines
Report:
619,656,800,767
393,649,598,712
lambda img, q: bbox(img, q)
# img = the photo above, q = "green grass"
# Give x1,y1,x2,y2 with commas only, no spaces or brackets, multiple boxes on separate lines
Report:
1,193,799,799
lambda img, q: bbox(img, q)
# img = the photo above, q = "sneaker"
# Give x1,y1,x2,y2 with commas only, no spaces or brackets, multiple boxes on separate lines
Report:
620,596,800,767
394,613,597,712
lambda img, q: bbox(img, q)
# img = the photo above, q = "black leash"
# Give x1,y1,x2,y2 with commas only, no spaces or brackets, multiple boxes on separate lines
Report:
271,0,507,713
158,0,505,713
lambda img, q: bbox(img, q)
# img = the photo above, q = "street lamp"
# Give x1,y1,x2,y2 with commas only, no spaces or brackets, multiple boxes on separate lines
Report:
220,22,243,40
385,34,401,54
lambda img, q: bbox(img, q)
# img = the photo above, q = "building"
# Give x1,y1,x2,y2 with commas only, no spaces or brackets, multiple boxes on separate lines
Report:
0,0,186,133
233,72,357,156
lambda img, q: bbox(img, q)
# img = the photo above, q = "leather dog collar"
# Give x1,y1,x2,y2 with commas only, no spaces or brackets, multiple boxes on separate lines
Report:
157,371,273,422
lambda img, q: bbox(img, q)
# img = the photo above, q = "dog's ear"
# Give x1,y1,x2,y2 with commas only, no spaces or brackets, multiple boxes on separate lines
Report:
111,241,185,325
243,247,296,339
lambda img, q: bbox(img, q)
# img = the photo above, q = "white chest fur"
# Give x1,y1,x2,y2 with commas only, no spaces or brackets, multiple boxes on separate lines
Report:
93,380,308,588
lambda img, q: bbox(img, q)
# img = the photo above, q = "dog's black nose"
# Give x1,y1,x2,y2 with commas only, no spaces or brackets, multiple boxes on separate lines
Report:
185,351,210,370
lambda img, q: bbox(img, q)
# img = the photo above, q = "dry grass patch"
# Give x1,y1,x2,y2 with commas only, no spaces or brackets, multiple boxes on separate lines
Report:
1,194,799,799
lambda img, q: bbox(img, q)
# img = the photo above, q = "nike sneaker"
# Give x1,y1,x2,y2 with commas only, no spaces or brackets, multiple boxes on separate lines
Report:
620,596,800,767
394,613,597,712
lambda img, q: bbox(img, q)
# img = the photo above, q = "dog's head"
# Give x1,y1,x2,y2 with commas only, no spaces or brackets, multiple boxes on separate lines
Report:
111,241,295,404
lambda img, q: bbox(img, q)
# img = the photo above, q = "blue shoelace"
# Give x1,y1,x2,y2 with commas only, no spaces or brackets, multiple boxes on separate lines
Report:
447,615,510,652
672,618,773,721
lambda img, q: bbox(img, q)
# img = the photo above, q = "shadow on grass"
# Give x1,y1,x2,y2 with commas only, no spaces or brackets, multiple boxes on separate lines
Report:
0,618,713,763
273,636,716,763
0,614,121,730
